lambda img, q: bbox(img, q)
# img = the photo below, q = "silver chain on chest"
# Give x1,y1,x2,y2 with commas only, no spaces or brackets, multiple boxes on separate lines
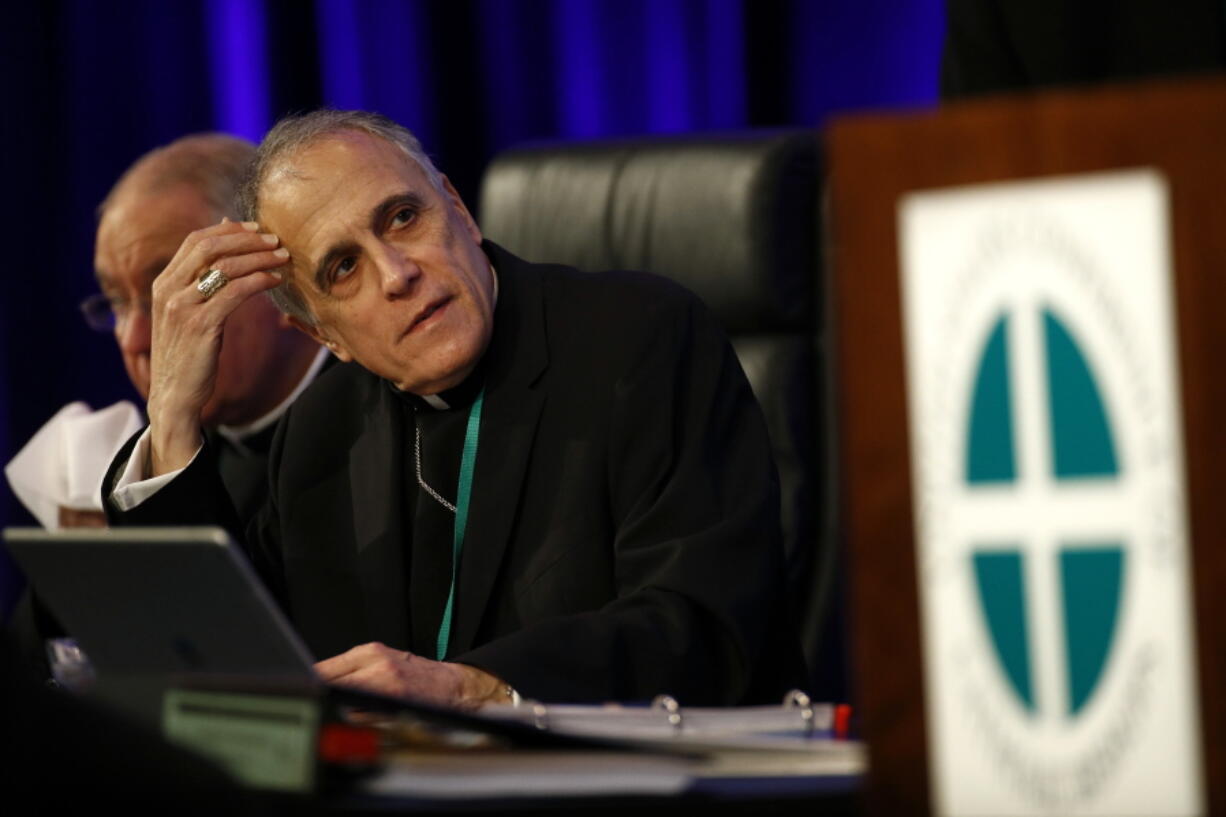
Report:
414,420,457,513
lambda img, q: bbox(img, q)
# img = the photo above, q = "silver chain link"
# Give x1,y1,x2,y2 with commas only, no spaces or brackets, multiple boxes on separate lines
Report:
415,420,457,513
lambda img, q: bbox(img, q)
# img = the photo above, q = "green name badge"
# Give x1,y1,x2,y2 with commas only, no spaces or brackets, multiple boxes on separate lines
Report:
163,688,321,792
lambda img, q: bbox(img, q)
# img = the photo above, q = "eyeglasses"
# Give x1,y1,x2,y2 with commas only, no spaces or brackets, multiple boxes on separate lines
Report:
79,292,152,333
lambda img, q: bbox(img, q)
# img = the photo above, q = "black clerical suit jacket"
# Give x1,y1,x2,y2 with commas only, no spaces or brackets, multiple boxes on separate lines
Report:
205,352,336,525
106,242,802,705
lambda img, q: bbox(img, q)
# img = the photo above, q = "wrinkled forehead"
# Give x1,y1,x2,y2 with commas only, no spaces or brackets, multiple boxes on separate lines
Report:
257,131,438,285
261,131,430,209
261,133,429,228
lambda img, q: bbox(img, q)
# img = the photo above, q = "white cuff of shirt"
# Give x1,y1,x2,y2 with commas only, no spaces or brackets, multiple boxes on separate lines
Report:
109,427,202,511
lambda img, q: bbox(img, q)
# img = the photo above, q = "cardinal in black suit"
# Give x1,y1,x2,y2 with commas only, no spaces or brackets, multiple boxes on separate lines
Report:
106,110,802,708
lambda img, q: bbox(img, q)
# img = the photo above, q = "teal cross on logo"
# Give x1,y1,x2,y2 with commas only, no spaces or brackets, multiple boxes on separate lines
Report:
965,308,1125,718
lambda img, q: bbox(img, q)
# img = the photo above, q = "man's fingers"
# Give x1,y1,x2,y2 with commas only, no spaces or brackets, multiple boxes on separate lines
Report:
315,651,359,681
197,247,290,287
153,271,281,354
185,231,283,279
321,655,421,702
312,644,474,707
201,269,285,312
323,662,392,688
162,223,280,288
158,250,286,317
315,642,408,681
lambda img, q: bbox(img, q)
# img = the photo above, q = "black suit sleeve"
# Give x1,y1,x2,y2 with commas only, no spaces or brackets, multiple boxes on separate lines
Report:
102,431,290,610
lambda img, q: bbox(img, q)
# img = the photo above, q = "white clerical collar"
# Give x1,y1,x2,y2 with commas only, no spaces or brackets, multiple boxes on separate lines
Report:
216,346,331,445
421,393,451,410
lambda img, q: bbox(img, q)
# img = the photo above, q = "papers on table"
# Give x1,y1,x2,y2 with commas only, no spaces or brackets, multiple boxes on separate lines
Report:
364,750,694,799
360,699,866,800
481,699,837,741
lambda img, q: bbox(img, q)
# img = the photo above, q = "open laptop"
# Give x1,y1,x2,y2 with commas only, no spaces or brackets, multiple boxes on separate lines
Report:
4,526,318,684
2,526,615,749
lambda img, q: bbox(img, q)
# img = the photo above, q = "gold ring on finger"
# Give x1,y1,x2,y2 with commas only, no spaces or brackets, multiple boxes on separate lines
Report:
197,268,229,300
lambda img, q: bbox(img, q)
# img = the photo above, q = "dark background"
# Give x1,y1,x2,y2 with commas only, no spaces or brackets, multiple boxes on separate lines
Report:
0,0,947,617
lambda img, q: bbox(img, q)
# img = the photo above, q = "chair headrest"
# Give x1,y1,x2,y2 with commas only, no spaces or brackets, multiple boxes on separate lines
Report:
478,132,820,332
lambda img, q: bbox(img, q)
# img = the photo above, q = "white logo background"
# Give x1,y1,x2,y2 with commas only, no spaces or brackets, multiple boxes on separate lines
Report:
898,170,1203,816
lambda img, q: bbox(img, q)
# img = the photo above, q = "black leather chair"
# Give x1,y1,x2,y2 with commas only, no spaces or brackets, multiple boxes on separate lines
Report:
477,132,846,699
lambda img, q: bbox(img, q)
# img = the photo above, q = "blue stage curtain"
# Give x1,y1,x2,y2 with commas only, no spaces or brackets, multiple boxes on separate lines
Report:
0,0,945,619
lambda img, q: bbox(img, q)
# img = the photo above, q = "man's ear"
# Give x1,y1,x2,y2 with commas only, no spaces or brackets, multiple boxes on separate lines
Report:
287,315,353,362
441,174,482,245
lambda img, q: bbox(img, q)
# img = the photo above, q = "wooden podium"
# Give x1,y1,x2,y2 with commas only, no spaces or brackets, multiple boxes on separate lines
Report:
826,76,1226,815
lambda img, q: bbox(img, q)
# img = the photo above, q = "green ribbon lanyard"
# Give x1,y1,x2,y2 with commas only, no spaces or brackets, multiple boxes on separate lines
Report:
434,387,485,661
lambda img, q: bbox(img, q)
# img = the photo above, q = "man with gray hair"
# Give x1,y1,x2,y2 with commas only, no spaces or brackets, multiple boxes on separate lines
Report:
106,111,802,709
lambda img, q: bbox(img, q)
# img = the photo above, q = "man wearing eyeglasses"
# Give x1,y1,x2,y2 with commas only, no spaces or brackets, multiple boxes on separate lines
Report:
6,135,326,680
89,133,326,521
9,134,325,531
